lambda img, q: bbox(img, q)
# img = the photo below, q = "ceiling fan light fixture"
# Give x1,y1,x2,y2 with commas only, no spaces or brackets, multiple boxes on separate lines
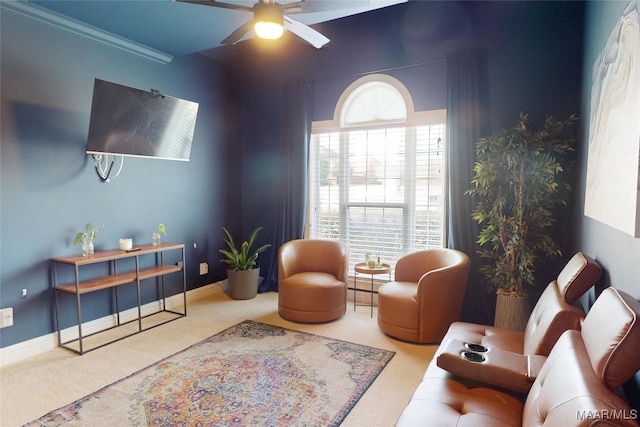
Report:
253,2,284,40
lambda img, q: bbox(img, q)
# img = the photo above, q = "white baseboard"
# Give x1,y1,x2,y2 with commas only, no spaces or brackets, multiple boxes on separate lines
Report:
0,283,221,368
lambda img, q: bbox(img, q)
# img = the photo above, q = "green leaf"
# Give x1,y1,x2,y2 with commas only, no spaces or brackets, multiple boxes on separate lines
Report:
219,227,271,271
468,113,577,296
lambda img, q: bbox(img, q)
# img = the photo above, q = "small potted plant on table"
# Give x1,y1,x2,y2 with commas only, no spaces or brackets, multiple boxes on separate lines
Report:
219,227,271,300
152,223,166,245
73,223,104,257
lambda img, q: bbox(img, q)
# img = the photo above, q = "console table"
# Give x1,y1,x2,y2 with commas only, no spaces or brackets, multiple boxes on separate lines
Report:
52,243,186,354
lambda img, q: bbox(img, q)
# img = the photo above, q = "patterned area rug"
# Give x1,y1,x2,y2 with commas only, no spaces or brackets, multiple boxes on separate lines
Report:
25,320,395,426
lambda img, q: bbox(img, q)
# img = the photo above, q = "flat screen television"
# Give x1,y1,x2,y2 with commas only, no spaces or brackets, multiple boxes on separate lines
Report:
85,79,199,161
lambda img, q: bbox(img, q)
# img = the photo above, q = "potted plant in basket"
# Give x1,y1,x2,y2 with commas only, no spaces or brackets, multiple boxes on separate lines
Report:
467,113,577,331
219,226,271,300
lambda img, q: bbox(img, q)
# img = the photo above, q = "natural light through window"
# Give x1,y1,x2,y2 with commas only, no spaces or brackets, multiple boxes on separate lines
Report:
308,74,446,275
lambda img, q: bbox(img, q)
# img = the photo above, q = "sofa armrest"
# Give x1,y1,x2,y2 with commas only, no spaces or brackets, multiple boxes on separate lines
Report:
436,339,546,393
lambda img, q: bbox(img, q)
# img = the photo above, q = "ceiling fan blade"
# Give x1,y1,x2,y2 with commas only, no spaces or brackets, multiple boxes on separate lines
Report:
283,15,329,49
176,0,253,12
221,18,255,45
284,1,386,15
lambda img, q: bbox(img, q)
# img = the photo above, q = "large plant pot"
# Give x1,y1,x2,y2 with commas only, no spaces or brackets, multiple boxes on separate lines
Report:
226,268,260,300
494,293,531,332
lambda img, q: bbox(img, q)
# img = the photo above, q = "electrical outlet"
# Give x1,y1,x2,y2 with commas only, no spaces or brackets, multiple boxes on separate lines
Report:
0,308,13,328
199,262,208,275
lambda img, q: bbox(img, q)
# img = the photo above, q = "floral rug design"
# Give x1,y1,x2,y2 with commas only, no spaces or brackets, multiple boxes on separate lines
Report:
24,320,395,426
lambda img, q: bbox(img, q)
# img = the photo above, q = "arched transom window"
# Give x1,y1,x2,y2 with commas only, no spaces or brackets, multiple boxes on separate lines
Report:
340,80,407,126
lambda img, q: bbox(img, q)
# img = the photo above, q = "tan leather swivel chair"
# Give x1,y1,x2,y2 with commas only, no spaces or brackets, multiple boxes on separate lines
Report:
377,248,471,343
278,239,348,323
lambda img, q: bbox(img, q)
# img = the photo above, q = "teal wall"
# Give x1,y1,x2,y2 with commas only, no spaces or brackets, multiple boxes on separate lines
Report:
0,7,240,347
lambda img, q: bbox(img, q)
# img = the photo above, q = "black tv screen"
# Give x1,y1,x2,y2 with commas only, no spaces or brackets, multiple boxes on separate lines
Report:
86,79,199,161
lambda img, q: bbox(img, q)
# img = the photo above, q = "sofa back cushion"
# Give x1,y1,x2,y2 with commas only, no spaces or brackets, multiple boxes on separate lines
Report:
582,287,640,390
523,281,586,355
523,253,602,356
557,252,603,304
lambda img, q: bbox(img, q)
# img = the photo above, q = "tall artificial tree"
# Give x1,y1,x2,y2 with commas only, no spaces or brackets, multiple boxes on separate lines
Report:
468,113,577,298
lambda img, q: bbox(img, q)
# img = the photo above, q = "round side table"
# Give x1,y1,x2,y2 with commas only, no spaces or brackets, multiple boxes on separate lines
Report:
353,262,391,317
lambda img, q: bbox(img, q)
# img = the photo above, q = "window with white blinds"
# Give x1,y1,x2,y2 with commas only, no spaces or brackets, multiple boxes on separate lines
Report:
308,74,446,275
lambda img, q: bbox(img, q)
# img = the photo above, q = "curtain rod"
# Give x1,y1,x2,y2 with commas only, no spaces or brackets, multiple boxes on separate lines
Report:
310,58,446,84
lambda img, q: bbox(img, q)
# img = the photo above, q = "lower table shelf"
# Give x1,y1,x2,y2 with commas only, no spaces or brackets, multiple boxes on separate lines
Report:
59,309,185,354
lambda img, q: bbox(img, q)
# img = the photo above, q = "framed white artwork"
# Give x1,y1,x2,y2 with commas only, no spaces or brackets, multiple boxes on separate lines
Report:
585,0,640,237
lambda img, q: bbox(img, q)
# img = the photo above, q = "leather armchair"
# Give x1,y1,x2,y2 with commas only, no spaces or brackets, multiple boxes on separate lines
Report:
278,239,348,323
377,248,470,343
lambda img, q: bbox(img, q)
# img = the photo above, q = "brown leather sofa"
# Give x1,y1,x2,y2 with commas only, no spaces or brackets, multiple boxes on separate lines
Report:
396,287,640,426
377,248,471,343
278,239,348,323
432,251,603,393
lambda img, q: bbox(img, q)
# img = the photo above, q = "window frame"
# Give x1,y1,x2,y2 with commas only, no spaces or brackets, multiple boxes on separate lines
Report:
307,74,447,275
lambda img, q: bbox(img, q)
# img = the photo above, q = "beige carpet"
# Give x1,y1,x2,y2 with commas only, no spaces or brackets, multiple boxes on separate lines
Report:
0,284,436,426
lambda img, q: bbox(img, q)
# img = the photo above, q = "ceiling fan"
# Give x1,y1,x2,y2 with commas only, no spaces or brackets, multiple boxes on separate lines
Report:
178,0,330,48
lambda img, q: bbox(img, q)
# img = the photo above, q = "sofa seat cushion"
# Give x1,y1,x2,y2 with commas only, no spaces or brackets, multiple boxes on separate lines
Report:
396,378,523,427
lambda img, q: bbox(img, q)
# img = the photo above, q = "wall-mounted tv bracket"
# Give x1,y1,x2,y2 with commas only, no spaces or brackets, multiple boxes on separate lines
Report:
148,88,165,99
92,87,157,182
90,86,174,182
93,153,124,183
